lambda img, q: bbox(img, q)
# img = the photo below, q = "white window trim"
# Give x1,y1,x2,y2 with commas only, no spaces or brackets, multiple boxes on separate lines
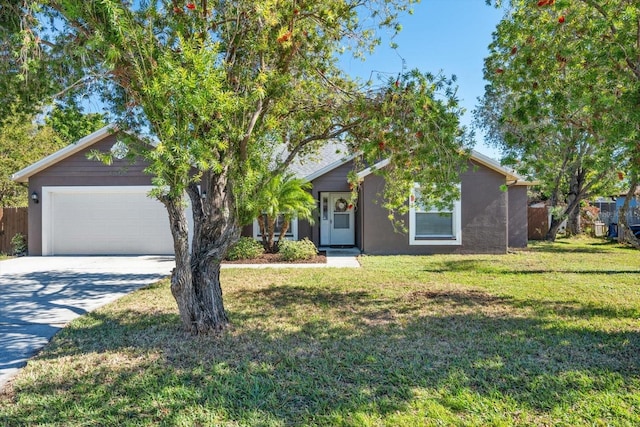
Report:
253,216,298,241
409,186,462,246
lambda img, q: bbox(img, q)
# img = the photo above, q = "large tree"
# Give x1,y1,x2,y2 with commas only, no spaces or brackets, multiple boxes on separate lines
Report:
13,0,469,333
479,0,640,241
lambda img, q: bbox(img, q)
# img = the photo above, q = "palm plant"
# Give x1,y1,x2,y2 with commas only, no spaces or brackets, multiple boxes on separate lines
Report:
253,174,316,253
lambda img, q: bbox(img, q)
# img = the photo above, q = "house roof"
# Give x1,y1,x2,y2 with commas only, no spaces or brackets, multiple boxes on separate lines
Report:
356,150,538,186
11,125,117,183
12,124,536,186
288,142,354,181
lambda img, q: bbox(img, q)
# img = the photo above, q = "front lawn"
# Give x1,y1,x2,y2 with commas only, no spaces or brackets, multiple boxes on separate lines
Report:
1,238,638,426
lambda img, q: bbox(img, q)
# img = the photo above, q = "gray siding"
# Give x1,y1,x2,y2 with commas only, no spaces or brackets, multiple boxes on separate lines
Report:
508,185,528,248
308,161,354,247
361,160,508,254
27,133,153,255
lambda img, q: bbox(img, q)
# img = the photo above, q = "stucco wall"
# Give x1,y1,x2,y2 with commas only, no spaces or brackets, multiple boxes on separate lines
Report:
508,185,528,248
27,133,153,255
360,160,509,255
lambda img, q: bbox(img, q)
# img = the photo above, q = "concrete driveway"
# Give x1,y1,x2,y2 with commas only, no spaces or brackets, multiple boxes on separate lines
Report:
0,256,174,391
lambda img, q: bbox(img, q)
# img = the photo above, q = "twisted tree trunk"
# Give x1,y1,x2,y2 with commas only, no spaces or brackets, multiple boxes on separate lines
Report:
163,167,239,334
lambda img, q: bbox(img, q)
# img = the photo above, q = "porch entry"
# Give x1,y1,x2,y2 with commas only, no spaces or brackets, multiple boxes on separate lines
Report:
320,192,355,246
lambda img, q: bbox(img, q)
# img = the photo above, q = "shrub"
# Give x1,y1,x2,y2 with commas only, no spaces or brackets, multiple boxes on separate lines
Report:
11,233,27,256
226,237,264,261
278,238,318,261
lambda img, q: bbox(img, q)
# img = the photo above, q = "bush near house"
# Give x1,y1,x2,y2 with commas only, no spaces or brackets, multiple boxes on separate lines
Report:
225,237,264,261
10,233,27,256
278,238,318,261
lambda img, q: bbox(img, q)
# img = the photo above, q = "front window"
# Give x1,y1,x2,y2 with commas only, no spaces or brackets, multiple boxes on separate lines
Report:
409,187,461,245
253,214,298,240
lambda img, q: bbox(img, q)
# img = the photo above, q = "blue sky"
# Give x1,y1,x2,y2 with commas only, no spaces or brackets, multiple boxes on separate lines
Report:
83,1,505,158
340,0,505,158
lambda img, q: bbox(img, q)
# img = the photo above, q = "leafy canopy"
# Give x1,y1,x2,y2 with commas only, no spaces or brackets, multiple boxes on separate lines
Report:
479,0,639,188
15,0,469,224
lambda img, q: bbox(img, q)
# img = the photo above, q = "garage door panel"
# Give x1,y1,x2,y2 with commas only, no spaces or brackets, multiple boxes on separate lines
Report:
44,187,180,255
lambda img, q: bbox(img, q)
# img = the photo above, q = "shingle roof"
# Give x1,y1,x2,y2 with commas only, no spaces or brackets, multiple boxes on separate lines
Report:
287,142,353,180
13,125,535,186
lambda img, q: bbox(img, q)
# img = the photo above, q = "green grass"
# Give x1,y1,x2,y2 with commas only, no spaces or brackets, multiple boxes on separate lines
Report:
1,237,639,426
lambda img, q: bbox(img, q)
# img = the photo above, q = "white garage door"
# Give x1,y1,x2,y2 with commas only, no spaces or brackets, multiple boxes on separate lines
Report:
42,186,181,255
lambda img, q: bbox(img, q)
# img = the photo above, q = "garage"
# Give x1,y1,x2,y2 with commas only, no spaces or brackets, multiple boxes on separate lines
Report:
11,126,195,256
41,186,175,255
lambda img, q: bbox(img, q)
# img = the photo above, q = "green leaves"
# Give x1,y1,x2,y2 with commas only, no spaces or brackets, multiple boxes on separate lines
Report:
12,0,467,235
478,0,639,187
0,111,66,207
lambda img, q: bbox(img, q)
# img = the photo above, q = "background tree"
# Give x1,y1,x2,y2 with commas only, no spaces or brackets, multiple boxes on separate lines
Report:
479,0,640,241
45,99,107,144
0,111,65,206
15,0,469,334
0,0,88,123
249,174,315,253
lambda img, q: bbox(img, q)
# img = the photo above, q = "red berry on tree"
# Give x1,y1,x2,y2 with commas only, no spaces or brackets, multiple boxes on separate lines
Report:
186,3,196,10
277,31,292,43
558,15,565,23
173,6,183,13
537,0,549,6
378,141,385,150
511,46,518,55
496,68,504,74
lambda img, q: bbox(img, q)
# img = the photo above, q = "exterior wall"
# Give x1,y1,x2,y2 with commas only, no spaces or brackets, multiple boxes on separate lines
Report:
27,133,153,255
360,160,508,254
308,161,354,247
237,157,521,254
507,185,528,248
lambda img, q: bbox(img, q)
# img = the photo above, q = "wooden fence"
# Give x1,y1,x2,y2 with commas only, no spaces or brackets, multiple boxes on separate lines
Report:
0,207,28,254
528,206,548,240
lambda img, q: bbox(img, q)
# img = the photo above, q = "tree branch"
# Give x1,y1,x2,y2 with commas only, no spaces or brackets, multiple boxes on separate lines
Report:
277,118,365,172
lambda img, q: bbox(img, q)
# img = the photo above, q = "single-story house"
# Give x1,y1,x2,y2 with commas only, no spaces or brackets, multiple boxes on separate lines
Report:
13,125,533,256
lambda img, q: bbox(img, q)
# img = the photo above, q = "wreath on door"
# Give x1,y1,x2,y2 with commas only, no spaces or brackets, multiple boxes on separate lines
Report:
334,198,349,212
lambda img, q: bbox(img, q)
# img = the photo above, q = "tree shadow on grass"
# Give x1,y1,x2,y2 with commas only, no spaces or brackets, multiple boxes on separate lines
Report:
421,258,640,276
526,239,637,254
3,286,639,425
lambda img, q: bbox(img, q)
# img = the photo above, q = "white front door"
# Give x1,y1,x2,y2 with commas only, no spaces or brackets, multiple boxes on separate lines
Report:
320,192,355,246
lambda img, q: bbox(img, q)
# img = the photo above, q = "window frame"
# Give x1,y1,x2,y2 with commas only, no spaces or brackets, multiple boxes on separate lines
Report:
252,214,298,241
409,186,462,246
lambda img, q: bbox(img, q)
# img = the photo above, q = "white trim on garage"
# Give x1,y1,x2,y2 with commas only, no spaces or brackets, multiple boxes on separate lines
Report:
41,186,190,256
11,125,117,183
